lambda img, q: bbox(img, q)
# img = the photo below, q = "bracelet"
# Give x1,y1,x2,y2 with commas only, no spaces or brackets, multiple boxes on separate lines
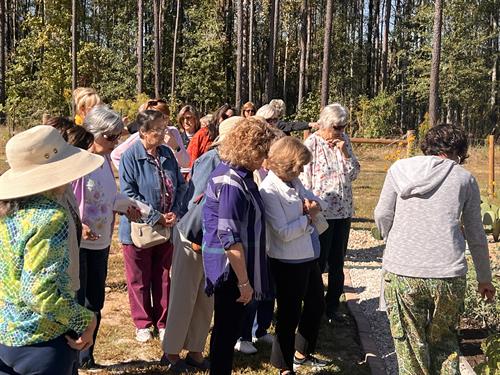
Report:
238,280,250,288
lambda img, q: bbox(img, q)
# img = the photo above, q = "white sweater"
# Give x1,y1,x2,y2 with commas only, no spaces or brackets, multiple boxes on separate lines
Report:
259,171,326,261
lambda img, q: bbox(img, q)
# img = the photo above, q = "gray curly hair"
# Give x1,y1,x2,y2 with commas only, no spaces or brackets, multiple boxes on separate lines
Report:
83,105,124,138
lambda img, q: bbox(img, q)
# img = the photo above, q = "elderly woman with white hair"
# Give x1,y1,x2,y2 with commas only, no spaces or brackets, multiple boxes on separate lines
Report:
71,105,125,368
256,99,317,135
299,103,360,323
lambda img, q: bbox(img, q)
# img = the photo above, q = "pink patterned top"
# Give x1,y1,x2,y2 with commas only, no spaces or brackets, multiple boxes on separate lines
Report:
299,133,360,219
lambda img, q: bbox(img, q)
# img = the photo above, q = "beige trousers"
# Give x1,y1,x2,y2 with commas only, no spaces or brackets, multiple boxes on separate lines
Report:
162,228,214,354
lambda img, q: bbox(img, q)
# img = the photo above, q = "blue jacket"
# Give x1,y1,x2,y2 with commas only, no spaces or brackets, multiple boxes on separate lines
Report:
180,148,221,216
119,139,186,244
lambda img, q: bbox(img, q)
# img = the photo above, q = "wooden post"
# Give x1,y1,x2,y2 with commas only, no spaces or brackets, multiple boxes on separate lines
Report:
488,134,495,199
42,113,50,125
406,129,416,157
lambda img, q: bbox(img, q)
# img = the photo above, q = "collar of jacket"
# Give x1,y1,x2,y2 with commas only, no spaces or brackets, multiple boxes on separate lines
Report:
266,170,301,196
130,139,173,161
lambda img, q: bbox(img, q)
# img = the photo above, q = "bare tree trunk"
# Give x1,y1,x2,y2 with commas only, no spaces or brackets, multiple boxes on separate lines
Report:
373,0,380,95
321,0,334,108
283,33,288,99
170,0,180,100
235,0,243,109
381,0,391,91
0,0,6,114
266,0,279,102
366,0,374,97
153,0,161,98
71,0,77,115
305,2,311,94
297,0,308,109
429,0,443,127
490,9,498,134
137,0,144,94
248,0,254,102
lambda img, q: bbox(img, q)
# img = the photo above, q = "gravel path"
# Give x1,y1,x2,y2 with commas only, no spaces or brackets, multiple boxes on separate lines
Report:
345,228,476,375
345,228,398,375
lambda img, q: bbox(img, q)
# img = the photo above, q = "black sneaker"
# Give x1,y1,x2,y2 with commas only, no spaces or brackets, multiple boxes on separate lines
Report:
293,354,330,370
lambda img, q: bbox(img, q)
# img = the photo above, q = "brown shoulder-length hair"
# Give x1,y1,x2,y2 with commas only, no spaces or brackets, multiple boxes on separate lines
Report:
218,117,275,170
177,105,201,133
266,136,312,180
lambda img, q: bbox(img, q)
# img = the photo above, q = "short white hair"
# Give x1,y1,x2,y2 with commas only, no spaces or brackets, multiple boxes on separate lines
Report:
269,99,286,118
318,103,348,130
83,105,124,137
255,104,279,120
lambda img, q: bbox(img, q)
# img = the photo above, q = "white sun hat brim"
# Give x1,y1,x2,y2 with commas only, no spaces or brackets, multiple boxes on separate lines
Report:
0,126,104,200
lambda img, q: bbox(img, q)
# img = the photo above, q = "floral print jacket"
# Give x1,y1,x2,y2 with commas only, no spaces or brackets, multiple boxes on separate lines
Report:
300,133,360,219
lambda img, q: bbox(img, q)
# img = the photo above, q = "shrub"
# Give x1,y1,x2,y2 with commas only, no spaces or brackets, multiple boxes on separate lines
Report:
475,333,500,375
354,92,398,138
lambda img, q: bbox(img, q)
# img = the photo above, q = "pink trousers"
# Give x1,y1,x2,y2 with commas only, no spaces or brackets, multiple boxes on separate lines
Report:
123,242,173,329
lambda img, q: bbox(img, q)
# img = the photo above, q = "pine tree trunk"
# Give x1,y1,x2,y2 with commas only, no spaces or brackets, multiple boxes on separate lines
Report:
490,10,498,135
283,33,288,99
235,0,243,109
266,0,279,102
373,0,380,95
137,0,144,94
153,0,161,98
381,0,391,91
297,0,307,109
366,0,374,97
305,2,311,94
0,0,6,114
429,0,443,128
248,0,254,102
71,0,77,115
321,0,334,108
170,0,180,100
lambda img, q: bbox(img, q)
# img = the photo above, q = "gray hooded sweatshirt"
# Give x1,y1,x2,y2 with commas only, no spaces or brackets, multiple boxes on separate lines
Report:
374,155,492,282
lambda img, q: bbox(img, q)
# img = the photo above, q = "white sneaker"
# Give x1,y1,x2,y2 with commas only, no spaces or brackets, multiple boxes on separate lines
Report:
135,328,152,343
159,328,166,342
234,339,257,354
252,333,274,345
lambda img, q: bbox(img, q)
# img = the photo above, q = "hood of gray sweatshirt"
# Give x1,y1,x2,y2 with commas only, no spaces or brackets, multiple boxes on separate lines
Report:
389,155,455,199
374,155,492,283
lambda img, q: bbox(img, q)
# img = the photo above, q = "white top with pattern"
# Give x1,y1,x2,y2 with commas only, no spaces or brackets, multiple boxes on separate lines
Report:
300,133,360,219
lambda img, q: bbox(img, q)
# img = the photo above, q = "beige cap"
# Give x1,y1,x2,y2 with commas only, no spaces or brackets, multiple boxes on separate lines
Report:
211,116,244,146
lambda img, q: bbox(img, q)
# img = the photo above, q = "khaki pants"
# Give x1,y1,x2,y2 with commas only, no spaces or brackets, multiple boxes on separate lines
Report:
162,228,214,354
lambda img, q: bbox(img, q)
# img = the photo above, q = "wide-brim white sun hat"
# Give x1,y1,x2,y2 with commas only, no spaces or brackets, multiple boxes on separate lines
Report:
0,125,104,200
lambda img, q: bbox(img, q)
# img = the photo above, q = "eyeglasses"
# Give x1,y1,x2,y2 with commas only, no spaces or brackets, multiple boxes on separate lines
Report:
332,125,347,130
267,118,279,125
102,133,121,142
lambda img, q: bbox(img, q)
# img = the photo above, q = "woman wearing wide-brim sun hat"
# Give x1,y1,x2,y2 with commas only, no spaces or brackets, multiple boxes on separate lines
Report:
0,125,103,375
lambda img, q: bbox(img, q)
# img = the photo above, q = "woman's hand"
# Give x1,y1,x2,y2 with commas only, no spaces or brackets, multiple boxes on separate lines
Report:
124,206,142,222
304,199,321,219
65,314,97,351
164,129,180,151
162,212,177,227
331,138,350,158
478,282,496,302
82,223,100,241
236,281,254,305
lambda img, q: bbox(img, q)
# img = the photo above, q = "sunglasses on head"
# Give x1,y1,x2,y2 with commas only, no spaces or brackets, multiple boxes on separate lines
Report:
102,133,121,142
147,99,167,107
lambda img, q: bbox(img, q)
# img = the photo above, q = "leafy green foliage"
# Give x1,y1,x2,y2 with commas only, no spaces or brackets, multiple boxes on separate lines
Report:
475,333,500,375
481,197,500,242
354,92,398,138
